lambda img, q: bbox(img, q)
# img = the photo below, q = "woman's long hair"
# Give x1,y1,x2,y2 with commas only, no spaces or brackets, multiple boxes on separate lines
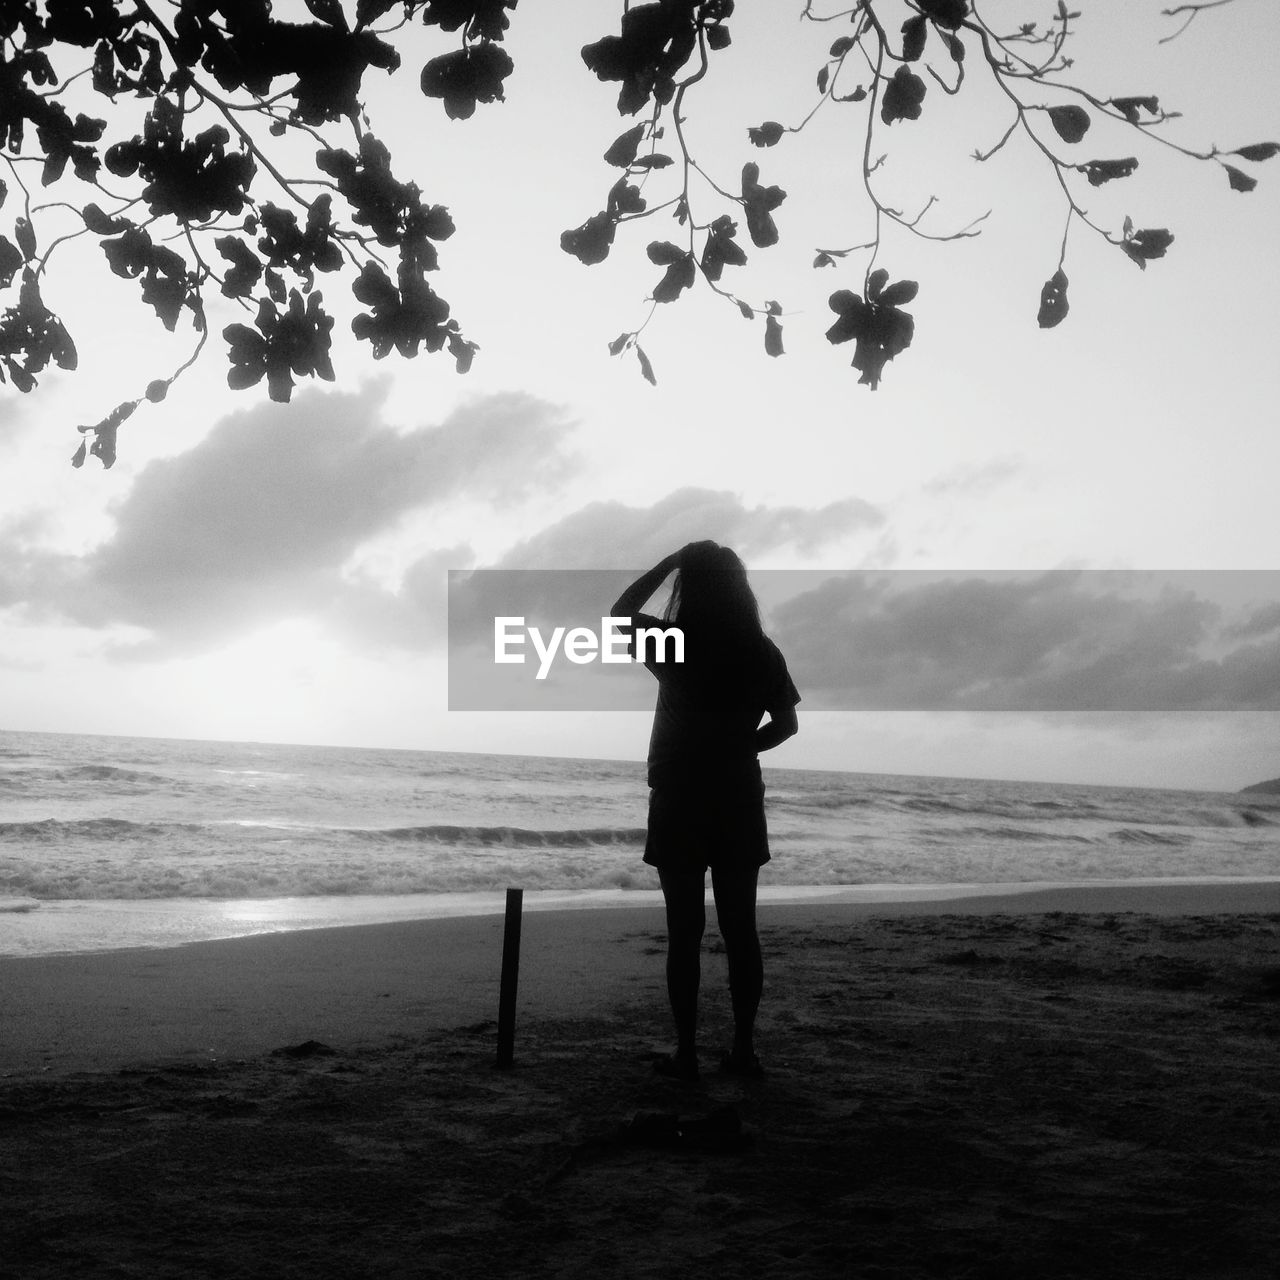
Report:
663,543,763,638
662,544,766,699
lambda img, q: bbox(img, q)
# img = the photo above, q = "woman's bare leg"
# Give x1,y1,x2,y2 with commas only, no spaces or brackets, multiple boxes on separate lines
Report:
711,862,762,1060
657,863,706,1067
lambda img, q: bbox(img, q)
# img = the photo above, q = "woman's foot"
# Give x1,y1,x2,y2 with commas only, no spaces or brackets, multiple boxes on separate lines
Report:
653,1050,700,1082
718,1047,765,1079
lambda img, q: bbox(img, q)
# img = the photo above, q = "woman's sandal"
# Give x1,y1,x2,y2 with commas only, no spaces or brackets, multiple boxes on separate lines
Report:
718,1048,765,1079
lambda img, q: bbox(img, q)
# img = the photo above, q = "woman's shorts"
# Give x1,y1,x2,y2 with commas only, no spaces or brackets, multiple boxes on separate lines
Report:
643,770,770,872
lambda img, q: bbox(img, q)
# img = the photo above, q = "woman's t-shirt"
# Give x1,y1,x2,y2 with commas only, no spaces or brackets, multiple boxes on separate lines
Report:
627,612,800,787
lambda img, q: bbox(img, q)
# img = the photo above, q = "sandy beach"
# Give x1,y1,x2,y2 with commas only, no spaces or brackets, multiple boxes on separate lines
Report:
3,881,1278,1278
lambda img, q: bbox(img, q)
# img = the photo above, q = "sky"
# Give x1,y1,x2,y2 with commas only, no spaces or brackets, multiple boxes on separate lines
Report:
2,0,1279,790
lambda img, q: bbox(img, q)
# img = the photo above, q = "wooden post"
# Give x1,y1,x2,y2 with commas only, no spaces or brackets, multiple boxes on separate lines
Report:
496,887,523,1070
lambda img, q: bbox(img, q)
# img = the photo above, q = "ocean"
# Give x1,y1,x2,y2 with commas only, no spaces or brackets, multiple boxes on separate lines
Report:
2,729,1277,956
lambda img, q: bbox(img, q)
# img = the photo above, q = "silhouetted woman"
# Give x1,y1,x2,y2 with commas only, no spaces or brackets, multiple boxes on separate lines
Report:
612,542,800,1081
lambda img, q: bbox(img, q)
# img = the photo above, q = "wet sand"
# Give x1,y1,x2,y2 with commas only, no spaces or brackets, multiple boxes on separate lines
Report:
2,882,1278,1277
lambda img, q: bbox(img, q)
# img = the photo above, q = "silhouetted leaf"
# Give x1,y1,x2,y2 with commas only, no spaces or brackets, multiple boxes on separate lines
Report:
881,66,926,125
1109,96,1160,124
631,153,673,171
918,0,969,29
420,43,513,119
560,211,615,265
635,344,656,385
825,287,915,389
15,218,36,260
0,272,77,390
0,237,21,289
604,123,645,167
1121,227,1174,269
701,215,747,281
1037,268,1069,328
748,121,785,148
90,424,118,467
706,24,731,52
305,0,349,29
608,331,631,356
879,279,919,307
741,163,786,248
1077,157,1138,186
607,178,646,216
82,202,131,235
901,15,927,62
355,0,399,27
447,329,478,373
77,399,137,471
216,235,262,297
351,264,448,362
1232,143,1280,162
817,65,829,94
1047,105,1090,144
422,0,517,41
829,36,855,57
647,240,686,266
256,196,344,283
581,3,699,115
1224,164,1257,193
764,312,784,357
223,321,267,389
264,267,287,304
649,245,695,302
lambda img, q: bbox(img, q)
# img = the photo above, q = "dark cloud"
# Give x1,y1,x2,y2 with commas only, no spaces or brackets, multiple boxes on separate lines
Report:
1226,601,1280,641
770,571,1280,711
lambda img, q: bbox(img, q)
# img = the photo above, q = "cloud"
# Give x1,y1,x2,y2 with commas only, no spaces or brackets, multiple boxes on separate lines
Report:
1226,601,1280,641
437,488,886,658
493,487,884,570
15,386,577,653
7,397,891,662
332,542,471,651
768,571,1280,711
922,457,1022,497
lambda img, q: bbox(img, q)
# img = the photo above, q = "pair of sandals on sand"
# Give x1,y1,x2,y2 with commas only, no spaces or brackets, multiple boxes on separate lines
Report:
653,1048,764,1082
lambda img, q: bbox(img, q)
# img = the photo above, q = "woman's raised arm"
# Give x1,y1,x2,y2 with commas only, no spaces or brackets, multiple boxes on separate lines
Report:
609,549,685,618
